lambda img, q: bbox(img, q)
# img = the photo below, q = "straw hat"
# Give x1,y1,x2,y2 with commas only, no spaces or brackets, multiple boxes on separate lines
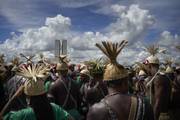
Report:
16,64,50,96
165,66,174,73
146,55,159,64
80,69,91,77
164,57,174,73
24,79,46,96
56,55,68,71
139,70,146,76
56,63,68,71
95,40,128,81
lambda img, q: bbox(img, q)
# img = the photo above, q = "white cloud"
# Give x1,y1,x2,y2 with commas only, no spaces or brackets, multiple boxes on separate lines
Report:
158,31,179,47
0,0,43,29
94,4,127,16
0,15,71,58
0,4,178,65
157,31,180,61
105,4,155,44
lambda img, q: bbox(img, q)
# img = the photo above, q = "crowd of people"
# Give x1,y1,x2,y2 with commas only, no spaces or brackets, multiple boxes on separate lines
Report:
0,40,179,120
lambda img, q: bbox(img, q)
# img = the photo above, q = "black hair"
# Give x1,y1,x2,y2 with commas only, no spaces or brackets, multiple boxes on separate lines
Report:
151,63,159,69
105,77,128,88
29,93,55,120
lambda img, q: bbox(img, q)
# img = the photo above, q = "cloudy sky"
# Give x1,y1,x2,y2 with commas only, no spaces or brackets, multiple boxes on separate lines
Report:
0,0,179,64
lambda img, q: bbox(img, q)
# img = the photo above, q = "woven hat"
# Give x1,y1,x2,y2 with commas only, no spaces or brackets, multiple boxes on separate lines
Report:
56,55,68,71
165,66,174,73
139,70,146,76
16,64,50,96
80,69,91,77
95,40,128,81
164,57,174,73
145,45,159,64
146,55,159,64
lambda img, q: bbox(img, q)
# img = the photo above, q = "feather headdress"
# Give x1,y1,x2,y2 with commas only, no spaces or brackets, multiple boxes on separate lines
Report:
16,64,50,81
10,56,22,72
135,62,147,72
164,57,174,73
145,44,159,56
16,64,50,96
11,57,21,66
95,40,128,81
164,57,173,66
145,44,159,64
84,58,105,76
0,54,5,64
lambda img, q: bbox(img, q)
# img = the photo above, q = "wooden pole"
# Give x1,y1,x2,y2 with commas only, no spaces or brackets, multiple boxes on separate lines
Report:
0,85,24,117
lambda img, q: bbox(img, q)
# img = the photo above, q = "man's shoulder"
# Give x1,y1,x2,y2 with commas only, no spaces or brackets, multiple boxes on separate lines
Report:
87,100,107,120
50,79,64,89
91,101,106,111
154,72,170,84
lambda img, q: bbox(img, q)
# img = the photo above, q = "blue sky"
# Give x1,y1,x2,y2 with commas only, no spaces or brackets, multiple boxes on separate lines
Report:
0,0,179,63
0,0,179,41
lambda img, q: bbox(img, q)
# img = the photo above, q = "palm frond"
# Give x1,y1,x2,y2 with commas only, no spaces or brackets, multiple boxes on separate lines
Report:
11,56,21,66
95,40,128,64
16,64,50,82
164,57,173,66
134,62,147,72
0,54,5,64
159,48,167,54
84,58,105,76
145,44,159,56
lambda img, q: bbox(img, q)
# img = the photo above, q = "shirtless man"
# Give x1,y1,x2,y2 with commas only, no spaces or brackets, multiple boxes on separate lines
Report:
87,40,153,120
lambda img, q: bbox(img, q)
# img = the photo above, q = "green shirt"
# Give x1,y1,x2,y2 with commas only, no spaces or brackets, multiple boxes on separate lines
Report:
45,80,52,92
4,103,70,120
75,76,83,87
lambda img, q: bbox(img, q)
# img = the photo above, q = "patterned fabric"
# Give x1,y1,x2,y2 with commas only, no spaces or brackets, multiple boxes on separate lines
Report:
135,97,145,120
4,75,27,112
135,81,146,97
5,75,26,98
102,96,146,120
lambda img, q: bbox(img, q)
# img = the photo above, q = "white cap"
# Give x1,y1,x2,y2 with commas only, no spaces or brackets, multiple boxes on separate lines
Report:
139,70,146,76
165,66,174,73
146,55,159,64
80,64,87,71
80,69,90,77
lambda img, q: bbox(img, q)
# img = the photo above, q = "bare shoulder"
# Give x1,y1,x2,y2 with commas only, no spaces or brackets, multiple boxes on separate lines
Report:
154,73,169,85
87,102,107,120
49,80,63,90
